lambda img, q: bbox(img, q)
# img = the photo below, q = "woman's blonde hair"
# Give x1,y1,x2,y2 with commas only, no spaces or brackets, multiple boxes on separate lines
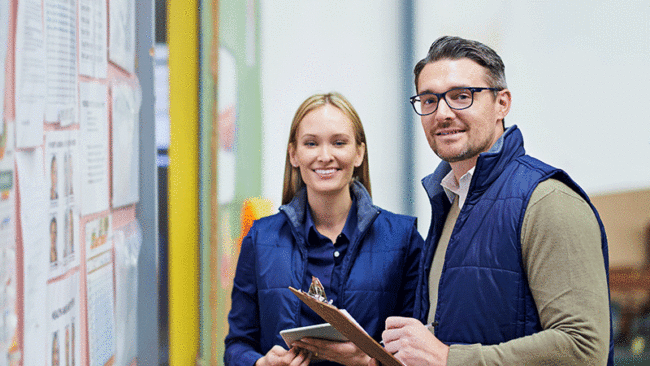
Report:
281,92,371,205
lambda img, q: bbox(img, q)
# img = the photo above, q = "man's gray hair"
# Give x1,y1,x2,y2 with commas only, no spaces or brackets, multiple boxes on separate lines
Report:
414,36,507,93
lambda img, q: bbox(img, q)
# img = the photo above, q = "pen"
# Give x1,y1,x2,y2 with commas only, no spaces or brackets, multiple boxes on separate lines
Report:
426,321,439,332
380,321,438,346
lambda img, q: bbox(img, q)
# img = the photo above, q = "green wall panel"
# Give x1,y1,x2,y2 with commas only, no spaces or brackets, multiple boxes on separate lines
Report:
199,0,262,364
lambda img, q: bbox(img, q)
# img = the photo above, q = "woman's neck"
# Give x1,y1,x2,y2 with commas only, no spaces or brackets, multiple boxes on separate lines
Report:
307,188,353,243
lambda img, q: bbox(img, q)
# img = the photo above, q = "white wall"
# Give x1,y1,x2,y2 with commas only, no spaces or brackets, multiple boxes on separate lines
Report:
413,0,650,234
260,0,405,214
260,1,650,236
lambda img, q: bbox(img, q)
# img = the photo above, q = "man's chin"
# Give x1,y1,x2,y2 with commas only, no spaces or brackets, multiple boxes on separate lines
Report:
435,150,470,163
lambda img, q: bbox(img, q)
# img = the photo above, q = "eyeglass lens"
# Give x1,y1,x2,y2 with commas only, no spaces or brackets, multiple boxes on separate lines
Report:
415,88,474,115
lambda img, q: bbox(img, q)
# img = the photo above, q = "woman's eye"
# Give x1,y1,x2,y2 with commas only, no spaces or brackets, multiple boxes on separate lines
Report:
304,141,316,147
334,140,346,146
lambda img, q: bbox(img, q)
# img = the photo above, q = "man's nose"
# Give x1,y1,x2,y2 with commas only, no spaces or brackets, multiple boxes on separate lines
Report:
435,97,455,119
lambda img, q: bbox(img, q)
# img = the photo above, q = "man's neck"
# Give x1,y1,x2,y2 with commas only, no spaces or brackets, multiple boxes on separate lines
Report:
449,156,478,183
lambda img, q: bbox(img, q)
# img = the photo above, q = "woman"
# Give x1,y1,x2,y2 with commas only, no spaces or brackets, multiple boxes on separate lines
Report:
224,92,423,366
50,217,58,264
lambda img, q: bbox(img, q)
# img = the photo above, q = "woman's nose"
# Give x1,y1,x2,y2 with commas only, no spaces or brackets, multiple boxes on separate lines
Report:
317,145,333,161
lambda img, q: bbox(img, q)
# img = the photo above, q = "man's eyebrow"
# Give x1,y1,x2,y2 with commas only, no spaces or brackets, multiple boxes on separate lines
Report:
417,85,470,95
417,88,436,95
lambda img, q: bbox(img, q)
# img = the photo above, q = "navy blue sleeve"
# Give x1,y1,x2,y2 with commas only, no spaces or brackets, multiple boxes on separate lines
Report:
224,227,264,366
396,218,424,321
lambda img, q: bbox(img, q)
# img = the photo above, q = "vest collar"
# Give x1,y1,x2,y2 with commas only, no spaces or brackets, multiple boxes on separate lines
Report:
279,180,379,238
422,125,525,201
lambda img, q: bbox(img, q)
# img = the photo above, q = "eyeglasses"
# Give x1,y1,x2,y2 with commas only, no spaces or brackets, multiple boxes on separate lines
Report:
409,87,501,116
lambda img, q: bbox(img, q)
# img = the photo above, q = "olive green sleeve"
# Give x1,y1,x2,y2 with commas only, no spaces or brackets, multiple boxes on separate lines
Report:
447,179,610,366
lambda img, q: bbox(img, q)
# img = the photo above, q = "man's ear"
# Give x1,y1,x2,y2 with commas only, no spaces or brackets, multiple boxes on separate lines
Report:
496,89,512,120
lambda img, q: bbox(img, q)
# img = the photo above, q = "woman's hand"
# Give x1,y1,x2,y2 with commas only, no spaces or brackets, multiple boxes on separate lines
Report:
292,338,371,366
255,345,312,366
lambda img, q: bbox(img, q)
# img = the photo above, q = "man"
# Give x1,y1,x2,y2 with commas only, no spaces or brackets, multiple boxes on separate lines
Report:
374,36,612,365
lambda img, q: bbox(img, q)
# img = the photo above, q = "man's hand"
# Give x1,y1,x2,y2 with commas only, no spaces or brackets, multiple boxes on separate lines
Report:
291,338,371,366
255,345,311,366
380,316,449,366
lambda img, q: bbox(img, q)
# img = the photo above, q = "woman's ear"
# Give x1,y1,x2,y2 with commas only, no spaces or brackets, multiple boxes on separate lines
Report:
288,144,299,168
354,142,365,167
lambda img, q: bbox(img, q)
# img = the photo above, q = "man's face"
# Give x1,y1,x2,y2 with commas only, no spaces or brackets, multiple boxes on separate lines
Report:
417,58,510,168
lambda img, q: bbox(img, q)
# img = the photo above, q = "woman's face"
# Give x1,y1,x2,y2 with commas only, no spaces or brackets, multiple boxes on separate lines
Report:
289,104,364,200
51,221,57,246
51,158,58,189
50,220,57,262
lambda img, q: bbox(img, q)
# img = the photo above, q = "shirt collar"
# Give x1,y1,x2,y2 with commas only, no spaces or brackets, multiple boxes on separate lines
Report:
440,167,475,209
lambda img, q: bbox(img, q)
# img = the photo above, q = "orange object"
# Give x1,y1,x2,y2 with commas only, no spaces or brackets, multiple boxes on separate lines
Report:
238,197,273,247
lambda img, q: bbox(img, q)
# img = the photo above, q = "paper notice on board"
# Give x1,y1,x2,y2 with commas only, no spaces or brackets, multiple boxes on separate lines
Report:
1,0,9,122
108,0,135,73
85,215,111,259
79,82,109,216
111,84,140,208
16,149,49,366
85,214,115,366
15,0,46,147
79,0,107,78
44,0,78,126
86,250,116,366
0,121,16,366
47,272,81,366
46,130,80,279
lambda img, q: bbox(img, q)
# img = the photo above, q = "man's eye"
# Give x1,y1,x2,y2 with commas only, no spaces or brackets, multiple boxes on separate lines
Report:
450,90,471,101
422,96,438,105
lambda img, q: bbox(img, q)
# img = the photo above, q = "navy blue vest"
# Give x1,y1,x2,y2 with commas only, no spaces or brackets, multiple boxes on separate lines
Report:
416,126,613,364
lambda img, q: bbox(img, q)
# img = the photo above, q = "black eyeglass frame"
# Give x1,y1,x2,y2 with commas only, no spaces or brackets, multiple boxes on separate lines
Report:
409,87,502,116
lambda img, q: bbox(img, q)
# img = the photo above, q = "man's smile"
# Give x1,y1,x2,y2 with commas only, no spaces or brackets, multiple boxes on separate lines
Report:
436,128,465,136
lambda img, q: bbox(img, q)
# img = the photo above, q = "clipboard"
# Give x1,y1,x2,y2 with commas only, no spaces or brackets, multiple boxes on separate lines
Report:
289,287,402,366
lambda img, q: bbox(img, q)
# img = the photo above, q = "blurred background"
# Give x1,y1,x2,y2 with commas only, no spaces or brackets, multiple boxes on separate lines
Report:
1,0,647,365
154,0,649,365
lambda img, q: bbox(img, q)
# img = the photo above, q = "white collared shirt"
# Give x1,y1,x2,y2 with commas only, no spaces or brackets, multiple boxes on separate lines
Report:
440,167,475,209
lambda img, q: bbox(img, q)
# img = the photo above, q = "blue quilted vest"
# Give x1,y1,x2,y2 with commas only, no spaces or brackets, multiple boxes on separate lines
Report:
415,126,613,364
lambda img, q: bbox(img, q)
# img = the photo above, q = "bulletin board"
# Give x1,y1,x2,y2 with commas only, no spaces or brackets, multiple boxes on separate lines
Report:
1,0,145,364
